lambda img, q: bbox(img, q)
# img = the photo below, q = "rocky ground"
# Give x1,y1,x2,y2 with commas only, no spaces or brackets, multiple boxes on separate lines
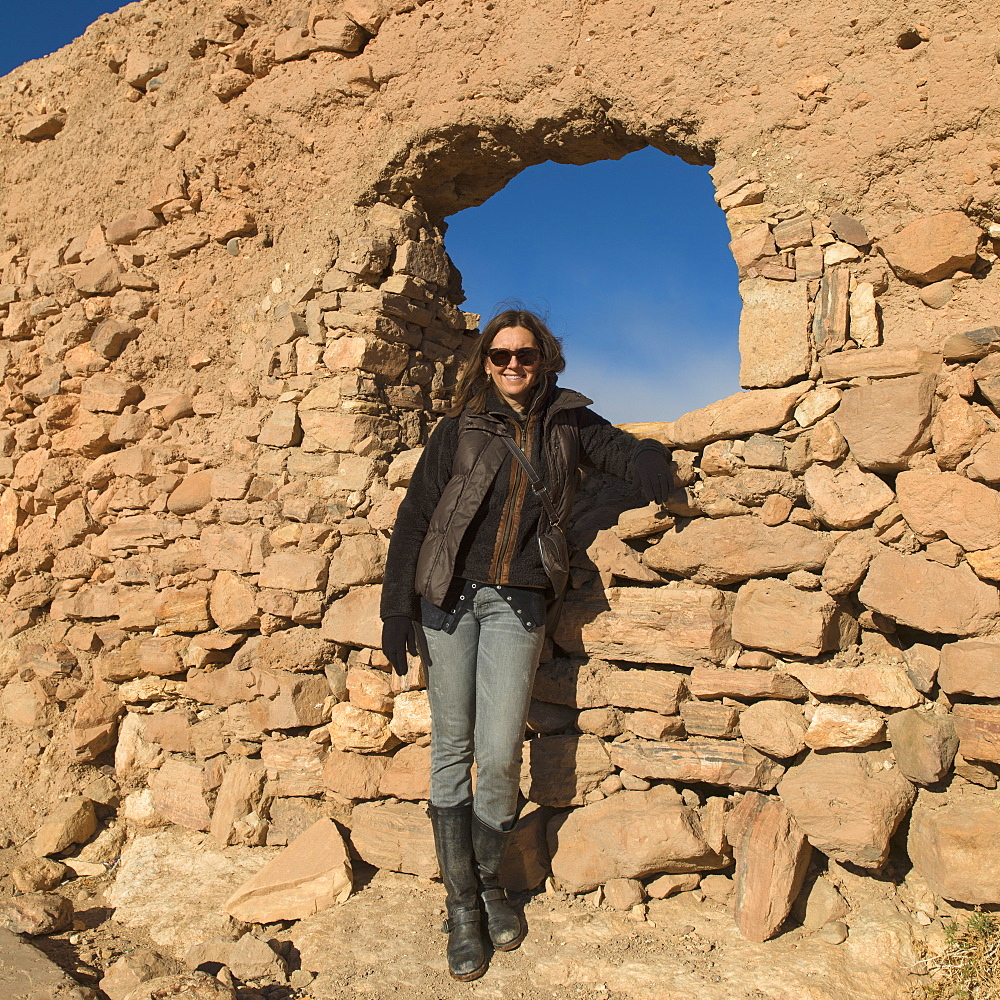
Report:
0,833,948,1000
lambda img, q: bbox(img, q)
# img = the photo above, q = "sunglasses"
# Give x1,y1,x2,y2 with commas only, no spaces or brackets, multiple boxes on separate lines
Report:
486,347,541,367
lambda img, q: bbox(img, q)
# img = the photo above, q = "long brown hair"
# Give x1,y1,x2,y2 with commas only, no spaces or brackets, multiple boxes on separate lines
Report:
447,309,566,416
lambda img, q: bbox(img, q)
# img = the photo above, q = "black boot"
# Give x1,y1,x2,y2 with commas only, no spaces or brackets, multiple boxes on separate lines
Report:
471,811,525,951
427,805,487,981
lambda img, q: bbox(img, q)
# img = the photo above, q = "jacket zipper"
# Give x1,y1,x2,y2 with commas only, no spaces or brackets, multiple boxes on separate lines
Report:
494,419,527,579
490,391,543,582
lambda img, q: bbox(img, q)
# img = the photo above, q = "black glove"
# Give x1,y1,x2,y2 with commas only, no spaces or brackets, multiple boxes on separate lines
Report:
633,446,672,505
382,616,418,676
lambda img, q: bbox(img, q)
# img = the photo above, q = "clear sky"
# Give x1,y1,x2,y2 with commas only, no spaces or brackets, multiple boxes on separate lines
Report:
0,1,126,77
5,4,741,425
444,149,741,424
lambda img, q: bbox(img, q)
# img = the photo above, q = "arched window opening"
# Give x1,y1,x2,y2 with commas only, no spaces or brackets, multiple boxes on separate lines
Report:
442,147,741,425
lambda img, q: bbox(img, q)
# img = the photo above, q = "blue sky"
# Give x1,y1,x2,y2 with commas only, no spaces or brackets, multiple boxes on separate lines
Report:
445,149,741,423
0,2,126,76
5,4,742,425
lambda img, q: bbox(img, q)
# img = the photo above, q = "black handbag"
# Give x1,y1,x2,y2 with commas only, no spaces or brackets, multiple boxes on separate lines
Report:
499,434,570,599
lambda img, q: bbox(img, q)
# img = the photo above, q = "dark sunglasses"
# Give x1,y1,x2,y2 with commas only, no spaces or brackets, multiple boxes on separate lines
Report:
486,347,541,367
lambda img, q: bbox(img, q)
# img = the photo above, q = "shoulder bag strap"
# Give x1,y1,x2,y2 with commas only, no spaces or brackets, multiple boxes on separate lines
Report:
499,433,563,529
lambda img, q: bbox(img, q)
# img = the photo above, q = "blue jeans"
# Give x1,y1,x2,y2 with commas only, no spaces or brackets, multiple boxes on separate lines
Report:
421,584,545,832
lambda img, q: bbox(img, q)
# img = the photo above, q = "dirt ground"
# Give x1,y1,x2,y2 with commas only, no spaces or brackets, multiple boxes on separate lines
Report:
0,850,937,1000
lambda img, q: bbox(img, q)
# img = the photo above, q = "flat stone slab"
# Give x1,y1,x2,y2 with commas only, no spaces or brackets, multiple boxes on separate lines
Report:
555,586,736,667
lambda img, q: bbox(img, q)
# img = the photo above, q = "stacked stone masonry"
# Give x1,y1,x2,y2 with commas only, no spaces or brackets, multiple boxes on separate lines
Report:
1,0,1000,958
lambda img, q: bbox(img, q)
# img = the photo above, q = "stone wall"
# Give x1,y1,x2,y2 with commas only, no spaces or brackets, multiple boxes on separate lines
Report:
1,0,1000,948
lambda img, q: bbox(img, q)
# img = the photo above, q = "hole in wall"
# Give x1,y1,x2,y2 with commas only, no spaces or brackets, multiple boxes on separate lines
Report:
442,147,741,425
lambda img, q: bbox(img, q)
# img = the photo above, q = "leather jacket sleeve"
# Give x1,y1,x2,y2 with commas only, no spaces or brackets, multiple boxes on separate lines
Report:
379,415,460,620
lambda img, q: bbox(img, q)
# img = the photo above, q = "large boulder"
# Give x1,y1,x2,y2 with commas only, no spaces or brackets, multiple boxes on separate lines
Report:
821,529,876,596
859,549,1000,636
738,279,811,389
895,470,1000,551
622,385,806,450
938,638,1000,697
643,517,834,586
784,663,921,709
731,579,857,657
321,585,382,648
108,829,270,959
887,710,958,786
879,211,981,283
548,786,726,893
778,749,915,868
803,461,895,529
832,376,934,472
521,735,613,807
952,704,1000,764
908,785,1000,903
555,585,736,667
349,801,437,878
738,701,808,759
609,737,785,791
731,792,811,942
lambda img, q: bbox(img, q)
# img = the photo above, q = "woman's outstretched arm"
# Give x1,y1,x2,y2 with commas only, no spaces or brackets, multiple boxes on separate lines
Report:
576,408,672,503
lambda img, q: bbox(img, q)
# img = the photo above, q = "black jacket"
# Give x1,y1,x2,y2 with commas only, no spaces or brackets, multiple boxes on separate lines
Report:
380,379,649,620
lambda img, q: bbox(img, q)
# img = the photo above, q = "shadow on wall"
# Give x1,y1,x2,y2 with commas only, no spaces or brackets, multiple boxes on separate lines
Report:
440,147,742,425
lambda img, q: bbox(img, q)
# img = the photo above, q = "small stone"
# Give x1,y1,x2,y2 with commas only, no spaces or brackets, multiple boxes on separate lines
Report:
11,858,68,893
792,876,848,931
829,213,870,246
0,892,73,935
603,877,645,910
700,873,734,903
919,280,954,308
210,69,253,100
100,948,176,1000
33,797,98,857
226,238,240,256
16,112,67,141
646,873,700,898
228,935,289,983
619,772,651,791
887,710,958,785
816,920,849,944
91,317,138,359
107,210,161,245
124,51,168,90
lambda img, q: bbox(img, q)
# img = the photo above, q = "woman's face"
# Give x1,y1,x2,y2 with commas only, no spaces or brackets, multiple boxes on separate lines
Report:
484,326,542,411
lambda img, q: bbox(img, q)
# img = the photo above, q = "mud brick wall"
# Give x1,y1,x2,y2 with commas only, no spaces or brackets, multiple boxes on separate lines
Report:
2,0,1000,944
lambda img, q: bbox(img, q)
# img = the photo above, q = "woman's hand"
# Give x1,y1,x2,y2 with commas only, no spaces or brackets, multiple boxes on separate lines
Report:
633,446,672,505
382,616,418,676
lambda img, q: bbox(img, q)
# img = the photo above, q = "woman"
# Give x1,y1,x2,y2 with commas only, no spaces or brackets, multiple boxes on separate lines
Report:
380,308,671,981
